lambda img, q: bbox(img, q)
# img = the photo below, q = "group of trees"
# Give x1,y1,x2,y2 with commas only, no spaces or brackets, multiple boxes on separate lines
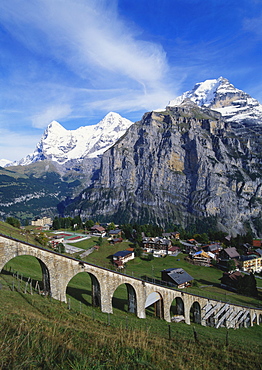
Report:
221,271,258,297
237,273,258,297
52,216,86,231
52,217,117,233
6,216,20,229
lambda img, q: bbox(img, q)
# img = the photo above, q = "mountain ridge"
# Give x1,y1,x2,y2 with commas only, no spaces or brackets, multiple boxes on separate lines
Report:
7,112,134,167
64,79,262,236
1,77,261,235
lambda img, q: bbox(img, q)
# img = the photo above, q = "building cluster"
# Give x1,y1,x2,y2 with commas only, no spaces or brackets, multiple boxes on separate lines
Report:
178,238,262,274
34,217,262,293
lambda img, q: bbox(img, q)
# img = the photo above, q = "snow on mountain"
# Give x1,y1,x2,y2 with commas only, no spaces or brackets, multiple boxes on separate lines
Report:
0,159,12,167
167,77,262,126
11,112,134,166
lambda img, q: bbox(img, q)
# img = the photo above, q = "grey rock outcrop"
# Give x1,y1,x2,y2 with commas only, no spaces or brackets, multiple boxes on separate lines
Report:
66,100,262,236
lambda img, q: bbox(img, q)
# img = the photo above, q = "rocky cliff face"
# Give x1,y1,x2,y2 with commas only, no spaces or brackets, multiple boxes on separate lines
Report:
66,100,262,236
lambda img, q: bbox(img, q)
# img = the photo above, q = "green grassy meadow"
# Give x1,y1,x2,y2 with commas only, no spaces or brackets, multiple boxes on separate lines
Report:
1,263,262,369
1,225,262,368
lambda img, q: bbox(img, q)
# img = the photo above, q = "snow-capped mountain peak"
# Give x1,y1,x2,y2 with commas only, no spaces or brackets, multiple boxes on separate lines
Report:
167,77,262,127
168,77,233,107
10,112,134,166
46,120,67,133
0,159,12,167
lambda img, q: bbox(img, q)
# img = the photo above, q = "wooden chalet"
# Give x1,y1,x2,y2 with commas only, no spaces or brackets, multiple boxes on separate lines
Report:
192,250,211,266
90,225,106,237
142,237,171,255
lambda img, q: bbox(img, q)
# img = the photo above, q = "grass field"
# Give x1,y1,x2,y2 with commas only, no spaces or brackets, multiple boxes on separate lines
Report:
1,266,262,369
1,224,262,369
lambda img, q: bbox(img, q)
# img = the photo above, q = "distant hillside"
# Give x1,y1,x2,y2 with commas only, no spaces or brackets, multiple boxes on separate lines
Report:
0,163,81,222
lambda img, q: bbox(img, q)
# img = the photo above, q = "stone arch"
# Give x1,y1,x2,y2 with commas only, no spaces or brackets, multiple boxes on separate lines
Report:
66,271,101,308
259,314,262,325
190,301,201,324
111,282,137,314
145,291,164,319
1,254,51,295
170,296,185,321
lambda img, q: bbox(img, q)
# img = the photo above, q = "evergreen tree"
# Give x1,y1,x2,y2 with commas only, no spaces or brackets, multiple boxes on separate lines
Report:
6,217,20,228
97,236,103,246
237,272,258,297
52,217,61,230
85,219,95,229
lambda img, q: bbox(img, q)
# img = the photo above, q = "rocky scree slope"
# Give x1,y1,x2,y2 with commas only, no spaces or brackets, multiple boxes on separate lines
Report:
66,100,262,236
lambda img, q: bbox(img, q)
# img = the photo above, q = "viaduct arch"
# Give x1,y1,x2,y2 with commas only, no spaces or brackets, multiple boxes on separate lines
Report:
1,234,261,329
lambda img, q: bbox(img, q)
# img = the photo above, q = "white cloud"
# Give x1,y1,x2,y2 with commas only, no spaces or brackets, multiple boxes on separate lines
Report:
0,0,179,137
0,129,41,162
243,13,262,38
0,0,170,90
31,105,72,129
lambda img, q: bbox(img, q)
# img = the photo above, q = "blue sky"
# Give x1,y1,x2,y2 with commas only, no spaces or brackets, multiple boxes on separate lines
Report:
0,0,262,161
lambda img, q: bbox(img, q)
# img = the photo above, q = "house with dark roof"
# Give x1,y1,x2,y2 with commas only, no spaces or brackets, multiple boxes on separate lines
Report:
180,240,199,254
108,229,122,238
109,237,123,244
219,247,240,260
161,268,194,289
162,231,180,240
112,250,135,268
202,243,222,254
142,237,171,256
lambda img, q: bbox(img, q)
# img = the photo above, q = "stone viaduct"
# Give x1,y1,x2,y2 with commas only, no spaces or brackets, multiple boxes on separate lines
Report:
0,234,261,329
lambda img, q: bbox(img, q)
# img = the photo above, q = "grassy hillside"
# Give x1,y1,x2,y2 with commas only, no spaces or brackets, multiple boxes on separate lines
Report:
0,270,262,369
1,225,262,368
0,223,262,370
0,221,43,246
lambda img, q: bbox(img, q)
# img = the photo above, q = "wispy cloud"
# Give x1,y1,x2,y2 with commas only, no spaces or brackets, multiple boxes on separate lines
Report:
0,0,173,115
243,13,262,38
31,105,72,129
0,129,41,161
